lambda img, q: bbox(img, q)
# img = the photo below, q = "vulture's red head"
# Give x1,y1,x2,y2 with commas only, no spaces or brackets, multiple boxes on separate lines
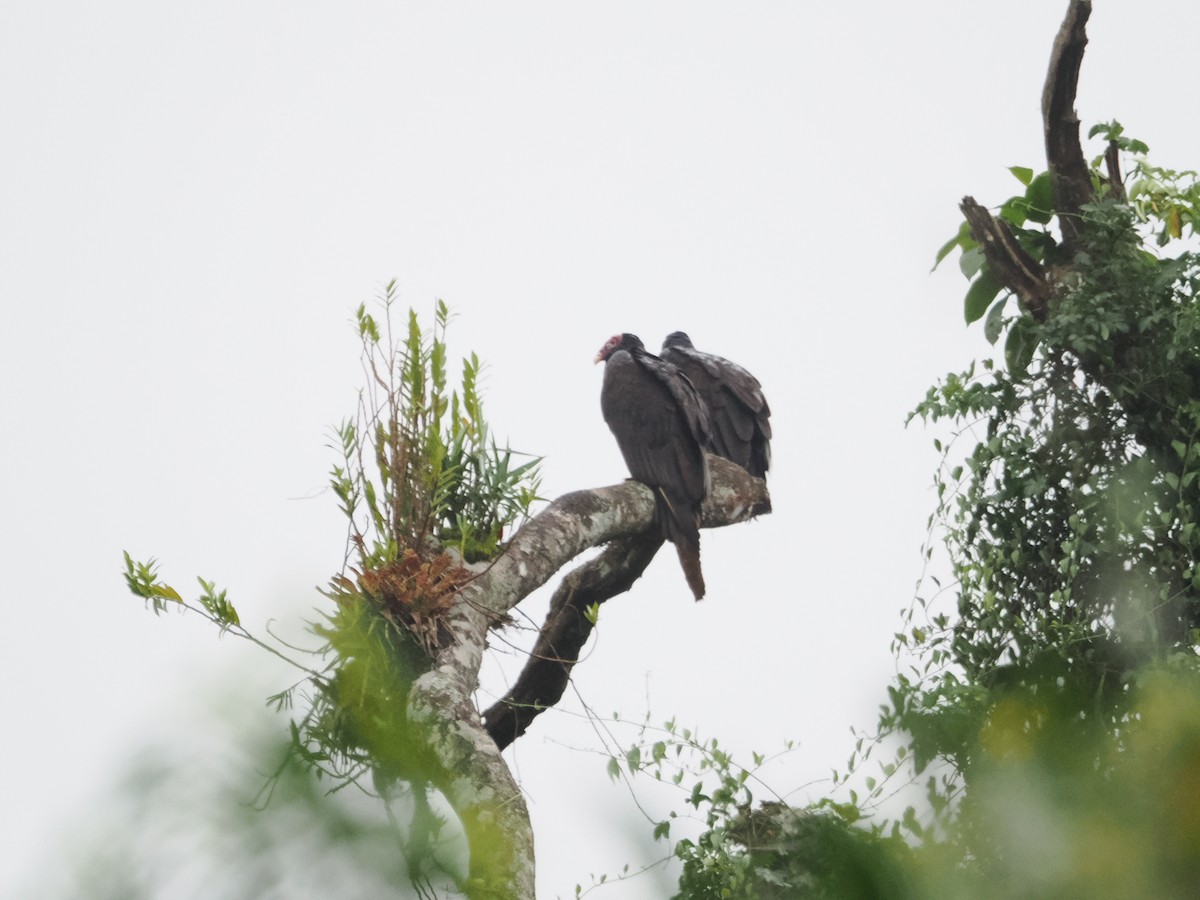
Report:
594,333,642,364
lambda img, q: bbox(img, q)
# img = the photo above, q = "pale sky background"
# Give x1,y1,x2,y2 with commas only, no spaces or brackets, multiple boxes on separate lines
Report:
4,2,1199,898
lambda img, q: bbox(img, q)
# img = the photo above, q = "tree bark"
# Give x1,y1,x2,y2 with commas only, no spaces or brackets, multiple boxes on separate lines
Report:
482,531,665,748
405,453,771,897
483,454,771,748
1042,0,1093,256
960,0,1095,320
960,196,1052,322
1104,139,1126,203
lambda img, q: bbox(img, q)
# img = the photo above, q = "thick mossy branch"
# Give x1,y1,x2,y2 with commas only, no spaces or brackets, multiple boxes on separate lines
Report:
480,455,771,748
399,454,769,895
482,532,665,748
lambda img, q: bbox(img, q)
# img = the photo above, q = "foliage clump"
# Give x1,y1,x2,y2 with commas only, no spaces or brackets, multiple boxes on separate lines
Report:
123,286,542,897
634,121,1200,899
885,123,1200,890
296,287,540,789
331,284,540,569
910,142,1200,728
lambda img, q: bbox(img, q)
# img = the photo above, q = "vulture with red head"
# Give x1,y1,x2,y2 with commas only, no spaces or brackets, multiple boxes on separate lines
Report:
660,331,771,479
595,333,710,600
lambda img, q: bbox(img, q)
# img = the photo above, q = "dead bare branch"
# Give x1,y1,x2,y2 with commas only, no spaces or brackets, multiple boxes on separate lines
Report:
1104,139,1127,202
1042,0,1093,255
960,196,1052,322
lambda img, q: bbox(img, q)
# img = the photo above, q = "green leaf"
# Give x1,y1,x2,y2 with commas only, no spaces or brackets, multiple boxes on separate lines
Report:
965,268,1003,324
933,221,977,271
984,294,1009,345
959,246,986,280
998,196,1029,228
1004,315,1040,376
1024,171,1054,224
625,745,641,772
1009,165,1034,186
934,235,959,270
653,820,671,841
606,757,620,781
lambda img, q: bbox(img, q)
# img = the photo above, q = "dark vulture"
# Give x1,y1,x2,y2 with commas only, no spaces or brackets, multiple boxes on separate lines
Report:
660,331,771,479
595,333,711,600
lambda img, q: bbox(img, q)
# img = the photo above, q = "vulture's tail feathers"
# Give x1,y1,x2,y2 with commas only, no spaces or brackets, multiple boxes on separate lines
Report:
674,540,705,601
655,489,705,600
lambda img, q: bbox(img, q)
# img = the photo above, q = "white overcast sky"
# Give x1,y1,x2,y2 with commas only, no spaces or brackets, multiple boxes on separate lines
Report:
3,2,1199,898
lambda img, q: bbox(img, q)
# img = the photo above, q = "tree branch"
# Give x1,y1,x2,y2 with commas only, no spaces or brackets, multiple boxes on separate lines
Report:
960,196,1052,322
399,454,770,895
471,454,771,621
481,454,771,747
483,532,665,748
407,589,535,896
1104,139,1127,202
959,1,1097,322
1042,0,1093,255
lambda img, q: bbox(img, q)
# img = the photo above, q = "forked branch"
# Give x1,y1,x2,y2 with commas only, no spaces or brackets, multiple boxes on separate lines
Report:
478,454,771,747
963,0,1097,310
442,455,771,750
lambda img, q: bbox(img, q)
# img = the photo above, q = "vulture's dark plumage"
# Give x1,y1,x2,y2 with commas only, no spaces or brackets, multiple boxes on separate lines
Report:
660,331,772,479
595,333,710,600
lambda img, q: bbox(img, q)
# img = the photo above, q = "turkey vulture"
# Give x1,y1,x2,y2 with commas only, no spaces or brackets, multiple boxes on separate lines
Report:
660,332,771,479
595,333,710,600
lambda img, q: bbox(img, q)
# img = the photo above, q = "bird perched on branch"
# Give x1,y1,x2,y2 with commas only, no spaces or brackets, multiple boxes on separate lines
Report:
660,331,771,479
595,333,710,600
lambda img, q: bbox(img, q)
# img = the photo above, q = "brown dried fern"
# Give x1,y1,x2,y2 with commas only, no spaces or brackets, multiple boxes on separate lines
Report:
357,550,471,655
